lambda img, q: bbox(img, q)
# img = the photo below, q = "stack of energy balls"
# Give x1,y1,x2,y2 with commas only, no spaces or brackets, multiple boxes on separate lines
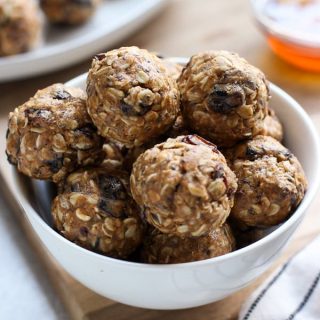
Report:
0,0,100,57
6,46,307,264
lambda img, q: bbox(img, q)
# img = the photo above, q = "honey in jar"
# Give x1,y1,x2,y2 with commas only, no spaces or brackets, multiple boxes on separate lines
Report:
252,0,320,72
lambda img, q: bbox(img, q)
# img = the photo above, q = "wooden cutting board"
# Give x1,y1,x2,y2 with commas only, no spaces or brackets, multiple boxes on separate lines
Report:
1,0,320,319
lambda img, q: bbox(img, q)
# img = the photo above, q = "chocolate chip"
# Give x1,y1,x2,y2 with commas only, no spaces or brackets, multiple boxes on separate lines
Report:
94,53,106,61
44,156,63,173
208,84,245,113
54,89,71,100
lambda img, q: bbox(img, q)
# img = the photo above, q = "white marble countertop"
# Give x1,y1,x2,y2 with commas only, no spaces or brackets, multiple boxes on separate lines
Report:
0,194,68,320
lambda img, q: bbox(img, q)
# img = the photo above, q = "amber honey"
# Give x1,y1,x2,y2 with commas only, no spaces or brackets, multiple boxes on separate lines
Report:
252,0,320,72
267,35,320,72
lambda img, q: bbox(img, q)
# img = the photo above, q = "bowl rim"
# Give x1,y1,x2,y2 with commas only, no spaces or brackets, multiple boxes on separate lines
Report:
250,0,320,49
17,66,320,270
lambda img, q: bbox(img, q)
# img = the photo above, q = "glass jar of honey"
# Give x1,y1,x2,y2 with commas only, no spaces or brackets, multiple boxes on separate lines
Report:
251,0,320,72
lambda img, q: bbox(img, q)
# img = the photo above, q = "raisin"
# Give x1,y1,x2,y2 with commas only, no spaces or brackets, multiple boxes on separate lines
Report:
208,84,245,113
213,164,229,191
54,89,71,100
70,183,81,192
25,108,51,119
135,102,152,116
79,226,89,236
75,124,96,137
44,156,63,173
212,164,225,179
119,100,132,115
94,53,106,61
98,175,126,200
246,147,259,160
119,100,151,116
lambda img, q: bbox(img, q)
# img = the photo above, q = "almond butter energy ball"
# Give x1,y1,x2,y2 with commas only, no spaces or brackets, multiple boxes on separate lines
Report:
52,167,144,258
40,0,99,25
178,51,269,147
141,224,235,264
87,46,180,147
131,135,238,237
228,136,307,227
0,0,41,56
6,84,104,182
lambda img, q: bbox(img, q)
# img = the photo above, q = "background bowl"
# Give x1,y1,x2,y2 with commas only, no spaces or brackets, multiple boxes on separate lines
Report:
11,62,320,309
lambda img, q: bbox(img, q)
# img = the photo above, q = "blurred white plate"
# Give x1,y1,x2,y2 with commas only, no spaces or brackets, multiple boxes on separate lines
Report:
0,0,168,82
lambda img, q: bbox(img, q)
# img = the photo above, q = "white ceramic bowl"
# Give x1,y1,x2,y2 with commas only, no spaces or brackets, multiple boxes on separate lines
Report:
12,61,320,310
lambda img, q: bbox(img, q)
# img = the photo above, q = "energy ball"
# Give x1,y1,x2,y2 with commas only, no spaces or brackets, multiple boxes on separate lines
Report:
178,51,269,147
130,135,238,237
87,46,180,147
141,224,235,264
259,108,283,141
0,0,41,56
52,167,144,258
229,135,307,227
6,84,104,182
40,0,99,25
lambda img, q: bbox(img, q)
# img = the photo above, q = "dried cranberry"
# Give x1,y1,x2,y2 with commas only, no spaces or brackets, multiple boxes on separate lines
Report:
182,135,218,152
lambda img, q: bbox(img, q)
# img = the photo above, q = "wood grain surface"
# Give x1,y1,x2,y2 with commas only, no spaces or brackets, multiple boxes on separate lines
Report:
1,0,320,319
